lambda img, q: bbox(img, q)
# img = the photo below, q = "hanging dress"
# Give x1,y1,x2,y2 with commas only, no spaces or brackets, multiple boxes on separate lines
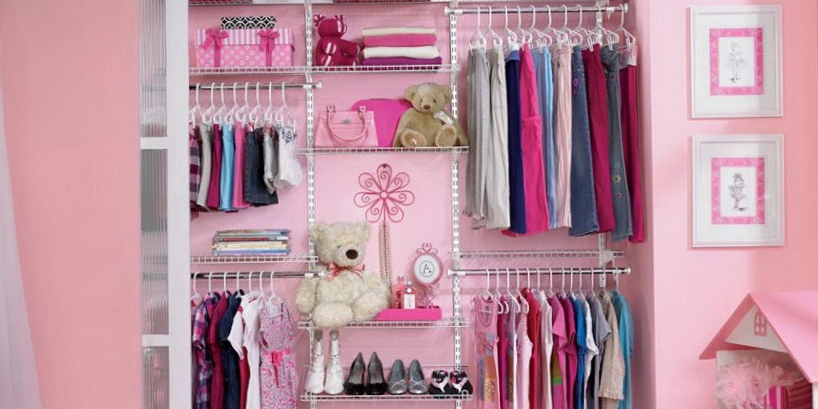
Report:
273,121,302,189
259,300,297,409
474,296,500,409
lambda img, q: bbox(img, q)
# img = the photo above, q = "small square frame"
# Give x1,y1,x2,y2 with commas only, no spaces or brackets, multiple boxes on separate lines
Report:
690,6,782,118
692,134,784,247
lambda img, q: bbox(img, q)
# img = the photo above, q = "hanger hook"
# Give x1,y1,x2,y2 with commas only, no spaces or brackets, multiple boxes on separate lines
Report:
222,272,227,292
562,5,569,29
530,5,537,30
516,6,522,31
476,6,481,32
191,271,199,294
547,5,552,28
208,272,213,293
576,6,584,30
195,84,201,107
485,268,490,290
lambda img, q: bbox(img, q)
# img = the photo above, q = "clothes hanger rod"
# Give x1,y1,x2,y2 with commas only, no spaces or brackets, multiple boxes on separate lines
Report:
449,267,631,277
447,4,627,16
190,271,317,279
189,82,322,91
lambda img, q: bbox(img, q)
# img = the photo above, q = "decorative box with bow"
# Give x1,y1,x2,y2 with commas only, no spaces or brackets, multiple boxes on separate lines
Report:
194,27,294,68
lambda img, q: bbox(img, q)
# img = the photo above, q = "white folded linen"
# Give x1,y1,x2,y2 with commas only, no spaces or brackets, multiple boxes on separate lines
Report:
362,46,440,59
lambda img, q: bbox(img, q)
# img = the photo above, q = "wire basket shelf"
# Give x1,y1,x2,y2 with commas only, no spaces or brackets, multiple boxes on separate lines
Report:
190,254,317,264
189,65,457,76
300,146,468,155
301,393,474,402
457,249,624,260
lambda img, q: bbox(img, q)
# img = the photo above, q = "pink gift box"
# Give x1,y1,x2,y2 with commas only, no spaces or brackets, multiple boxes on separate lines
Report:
766,386,789,409
194,28,294,68
374,307,443,321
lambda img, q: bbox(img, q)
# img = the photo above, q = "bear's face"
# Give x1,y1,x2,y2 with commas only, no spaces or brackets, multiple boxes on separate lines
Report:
314,13,348,38
309,221,370,268
404,83,452,114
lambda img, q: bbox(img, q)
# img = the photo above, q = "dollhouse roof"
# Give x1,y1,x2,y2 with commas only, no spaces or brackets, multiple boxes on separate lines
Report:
700,291,818,383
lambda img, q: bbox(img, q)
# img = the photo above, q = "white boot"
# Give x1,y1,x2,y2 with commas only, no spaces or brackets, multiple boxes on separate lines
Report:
304,331,325,394
323,330,344,395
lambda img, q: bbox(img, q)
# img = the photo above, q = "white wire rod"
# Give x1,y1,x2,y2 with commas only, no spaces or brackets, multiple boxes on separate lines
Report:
446,3,628,15
458,249,624,259
298,146,468,155
297,317,470,329
301,393,473,402
191,271,317,279
449,267,631,276
189,82,321,91
191,254,317,264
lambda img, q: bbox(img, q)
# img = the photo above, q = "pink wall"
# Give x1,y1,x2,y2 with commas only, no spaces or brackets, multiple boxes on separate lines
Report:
635,1,818,408
0,1,142,409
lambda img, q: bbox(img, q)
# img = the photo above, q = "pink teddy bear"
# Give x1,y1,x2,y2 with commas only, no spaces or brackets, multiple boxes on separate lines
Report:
313,14,360,67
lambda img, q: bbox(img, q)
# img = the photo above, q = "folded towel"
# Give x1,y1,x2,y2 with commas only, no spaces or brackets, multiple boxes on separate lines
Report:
362,27,437,37
362,57,443,67
364,34,437,48
363,46,440,60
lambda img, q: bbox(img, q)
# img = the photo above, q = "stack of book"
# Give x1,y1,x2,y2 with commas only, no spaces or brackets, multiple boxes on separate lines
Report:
212,229,290,256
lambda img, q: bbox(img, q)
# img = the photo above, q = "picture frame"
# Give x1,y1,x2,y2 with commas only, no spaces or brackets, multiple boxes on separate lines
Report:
692,134,784,247
690,6,782,118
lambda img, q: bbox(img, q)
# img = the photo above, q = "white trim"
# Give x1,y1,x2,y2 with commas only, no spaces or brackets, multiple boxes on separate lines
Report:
165,1,191,409
142,334,171,347
140,137,170,150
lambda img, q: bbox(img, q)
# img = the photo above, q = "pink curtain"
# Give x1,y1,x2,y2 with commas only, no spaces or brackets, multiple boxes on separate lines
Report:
0,40,43,409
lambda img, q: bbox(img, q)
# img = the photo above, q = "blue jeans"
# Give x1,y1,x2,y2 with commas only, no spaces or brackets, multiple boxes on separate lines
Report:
601,47,632,242
244,128,279,205
569,46,599,236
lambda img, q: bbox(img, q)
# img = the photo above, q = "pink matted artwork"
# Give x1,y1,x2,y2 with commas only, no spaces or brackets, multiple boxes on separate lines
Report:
709,28,764,96
711,157,765,225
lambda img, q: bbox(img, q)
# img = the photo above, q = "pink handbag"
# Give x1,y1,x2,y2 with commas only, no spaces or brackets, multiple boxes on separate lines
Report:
351,99,413,148
314,105,378,148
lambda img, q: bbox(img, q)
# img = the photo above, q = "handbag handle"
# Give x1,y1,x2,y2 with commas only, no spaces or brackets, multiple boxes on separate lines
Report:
325,105,370,144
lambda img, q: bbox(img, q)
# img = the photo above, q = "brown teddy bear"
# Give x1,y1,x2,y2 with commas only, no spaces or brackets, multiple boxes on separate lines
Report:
393,83,468,148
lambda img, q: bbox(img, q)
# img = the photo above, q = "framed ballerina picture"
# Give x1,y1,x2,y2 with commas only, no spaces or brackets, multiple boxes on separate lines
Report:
690,6,782,118
692,135,784,247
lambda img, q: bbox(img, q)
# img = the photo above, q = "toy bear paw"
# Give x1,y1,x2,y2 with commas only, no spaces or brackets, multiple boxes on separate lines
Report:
435,125,458,147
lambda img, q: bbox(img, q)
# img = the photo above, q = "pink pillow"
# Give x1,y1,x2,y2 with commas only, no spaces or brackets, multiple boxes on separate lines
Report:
351,99,413,147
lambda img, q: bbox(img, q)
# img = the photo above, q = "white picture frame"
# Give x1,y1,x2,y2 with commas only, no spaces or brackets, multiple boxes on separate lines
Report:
692,134,784,247
690,6,783,118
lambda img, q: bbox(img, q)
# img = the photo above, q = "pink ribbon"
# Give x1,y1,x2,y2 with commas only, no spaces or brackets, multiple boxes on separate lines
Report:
327,263,365,280
270,348,290,386
258,30,280,67
203,28,229,67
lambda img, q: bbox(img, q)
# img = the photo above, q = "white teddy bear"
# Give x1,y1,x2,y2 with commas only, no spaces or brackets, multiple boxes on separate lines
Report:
296,220,390,395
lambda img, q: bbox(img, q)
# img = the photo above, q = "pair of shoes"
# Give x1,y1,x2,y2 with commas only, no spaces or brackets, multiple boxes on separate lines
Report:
343,352,388,395
428,369,473,396
387,359,426,395
304,331,345,395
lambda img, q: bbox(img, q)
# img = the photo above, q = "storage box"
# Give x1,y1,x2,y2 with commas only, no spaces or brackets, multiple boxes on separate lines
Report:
374,307,442,321
194,28,294,68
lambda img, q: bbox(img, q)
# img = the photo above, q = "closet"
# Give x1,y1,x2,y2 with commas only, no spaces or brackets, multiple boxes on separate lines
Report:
137,1,639,409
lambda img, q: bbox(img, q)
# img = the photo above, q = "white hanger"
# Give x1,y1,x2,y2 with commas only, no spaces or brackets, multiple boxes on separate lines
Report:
189,84,202,126
493,269,506,314
486,8,503,49
202,83,216,125
214,83,228,124
514,269,529,313
516,6,530,45
275,82,295,128
191,272,202,303
547,267,554,297
503,6,518,51
469,7,487,50
226,82,240,123
528,6,548,49
207,272,213,294
264,82,275,125
248,83,261,125
504,268,520,313
615,6,636,52
236,82,250,124
222,271,228,292
480,268,494,302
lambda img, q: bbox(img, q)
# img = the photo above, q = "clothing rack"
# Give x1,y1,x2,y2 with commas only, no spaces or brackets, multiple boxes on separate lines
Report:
191,271,317,279
450,267,631,277
446,3,629,15
189,81,323,91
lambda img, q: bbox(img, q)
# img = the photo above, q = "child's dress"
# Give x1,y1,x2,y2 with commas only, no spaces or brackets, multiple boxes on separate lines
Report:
259,300,297,409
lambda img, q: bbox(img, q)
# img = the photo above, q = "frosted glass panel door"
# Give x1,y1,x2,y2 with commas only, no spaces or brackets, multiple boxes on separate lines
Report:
139,0,189,409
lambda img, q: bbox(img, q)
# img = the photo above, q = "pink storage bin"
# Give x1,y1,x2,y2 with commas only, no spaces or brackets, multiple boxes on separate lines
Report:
374,307,443,321
194,27,294,68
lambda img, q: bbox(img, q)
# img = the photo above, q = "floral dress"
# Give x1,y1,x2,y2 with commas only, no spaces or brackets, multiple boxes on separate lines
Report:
259,300,297,409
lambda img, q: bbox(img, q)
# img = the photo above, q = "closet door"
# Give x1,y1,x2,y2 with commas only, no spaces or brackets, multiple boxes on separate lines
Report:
139,0,190,408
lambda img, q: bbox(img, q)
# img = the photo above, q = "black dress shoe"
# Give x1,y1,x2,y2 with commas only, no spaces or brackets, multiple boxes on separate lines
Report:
449,370,473,395
387,359,408,395
365,352,388,395
343,352,366,395
407,359,427,395
429,369,455,395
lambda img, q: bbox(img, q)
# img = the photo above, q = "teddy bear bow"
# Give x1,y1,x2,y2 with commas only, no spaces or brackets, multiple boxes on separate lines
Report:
204,28,229,68
327,263,365,280
258,29,280,67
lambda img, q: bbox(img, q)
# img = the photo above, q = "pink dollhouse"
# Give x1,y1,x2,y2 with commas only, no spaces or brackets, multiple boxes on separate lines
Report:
701,291,818,408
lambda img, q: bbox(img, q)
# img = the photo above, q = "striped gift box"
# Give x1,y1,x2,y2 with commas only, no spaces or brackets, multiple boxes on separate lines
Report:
765,386,789,409
786,380,811,409
194,28,294,68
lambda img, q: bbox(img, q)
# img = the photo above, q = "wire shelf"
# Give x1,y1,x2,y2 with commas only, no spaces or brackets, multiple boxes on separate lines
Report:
297,317,469,329
190,254,317,264
457,249,624,260
301,393,473,402
190,65,457,76
190,0,450,5
300,146,468,155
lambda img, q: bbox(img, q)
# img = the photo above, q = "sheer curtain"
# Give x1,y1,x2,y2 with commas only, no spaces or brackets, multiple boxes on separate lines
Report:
0,41,43,409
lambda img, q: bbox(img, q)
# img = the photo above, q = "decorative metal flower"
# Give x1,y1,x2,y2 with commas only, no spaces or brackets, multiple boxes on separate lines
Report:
353,164,415,223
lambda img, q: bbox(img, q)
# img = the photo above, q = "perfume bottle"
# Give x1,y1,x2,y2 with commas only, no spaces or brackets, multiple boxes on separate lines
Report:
402,280,416,309
393,276,406,309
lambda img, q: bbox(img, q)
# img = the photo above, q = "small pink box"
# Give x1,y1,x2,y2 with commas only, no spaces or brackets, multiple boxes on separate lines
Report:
375,307,443,321
194,28,294,68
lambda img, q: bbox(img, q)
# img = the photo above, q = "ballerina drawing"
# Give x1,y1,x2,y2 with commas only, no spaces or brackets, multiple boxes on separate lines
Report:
727,41,745,83
728,172,748,212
